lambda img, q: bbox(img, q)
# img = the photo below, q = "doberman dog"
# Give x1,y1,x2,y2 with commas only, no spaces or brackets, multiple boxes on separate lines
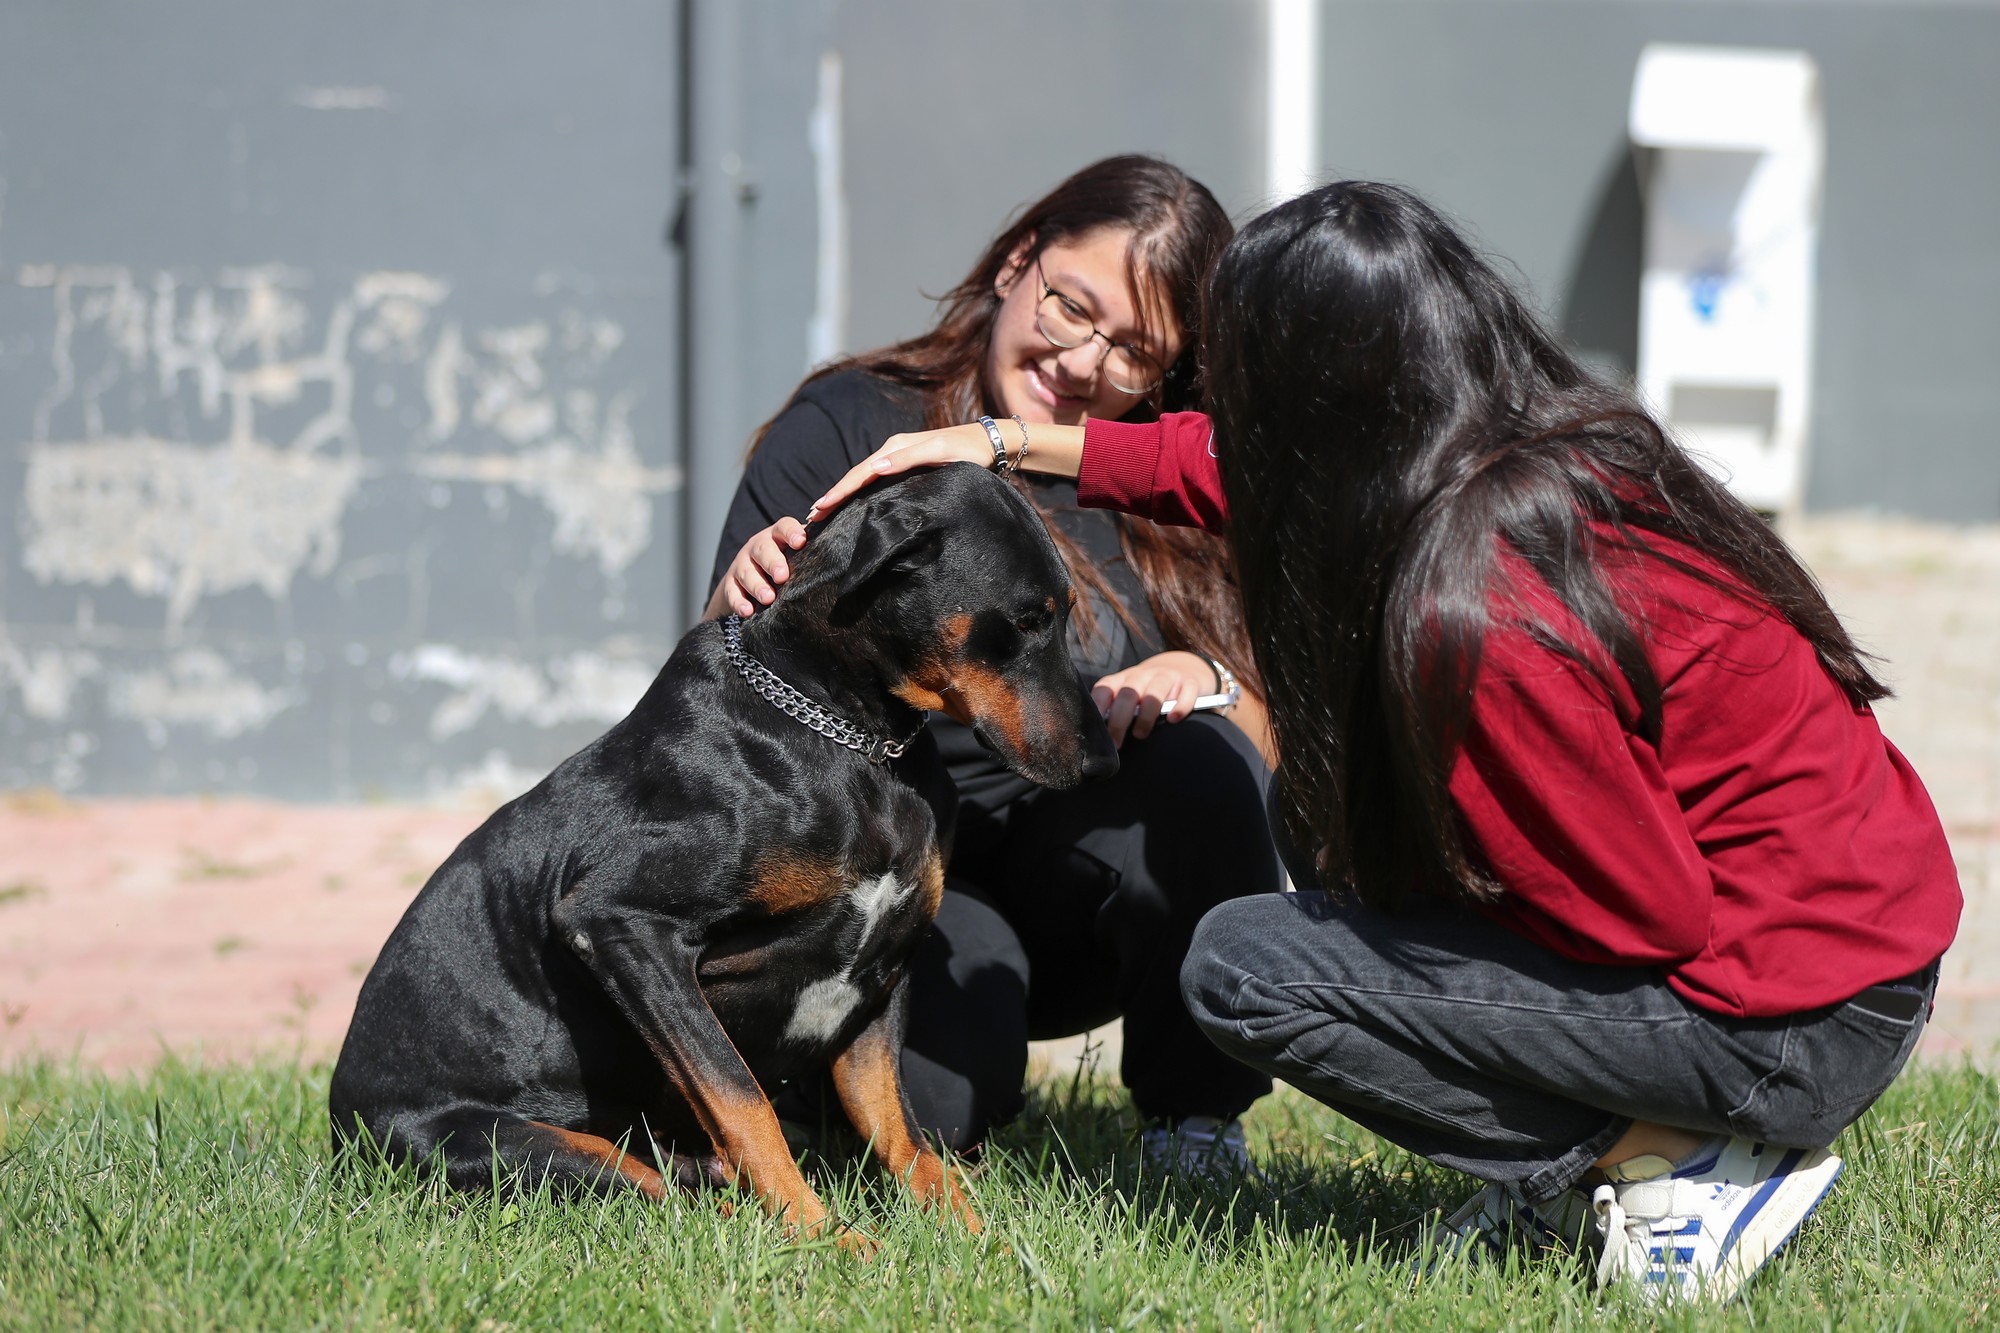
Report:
329,462,1117,1247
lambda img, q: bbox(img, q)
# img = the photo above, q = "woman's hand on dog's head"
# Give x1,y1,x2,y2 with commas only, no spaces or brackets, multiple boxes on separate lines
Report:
704,517,810,621
711,417,1011,623
807,424,1004,524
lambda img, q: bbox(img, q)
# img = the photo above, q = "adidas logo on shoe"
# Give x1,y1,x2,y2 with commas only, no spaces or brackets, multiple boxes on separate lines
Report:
1592,1136,1844,1302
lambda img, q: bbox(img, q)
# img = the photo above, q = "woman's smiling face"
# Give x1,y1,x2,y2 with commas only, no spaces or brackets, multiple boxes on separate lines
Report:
983,227,1183,428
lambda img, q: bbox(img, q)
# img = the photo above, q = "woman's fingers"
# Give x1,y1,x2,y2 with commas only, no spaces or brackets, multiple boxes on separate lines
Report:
747,522,808,591
714,518,813,619
807,425,997,520
1129,691,1168,741
730,554,775,609
1092,654,1209,743
772,515,809,549
1100,685,1142,747
1094,682,1172,747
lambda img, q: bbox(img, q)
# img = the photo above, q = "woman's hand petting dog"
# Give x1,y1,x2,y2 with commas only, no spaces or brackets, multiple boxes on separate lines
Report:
808,424,1006,524
705,516,810,620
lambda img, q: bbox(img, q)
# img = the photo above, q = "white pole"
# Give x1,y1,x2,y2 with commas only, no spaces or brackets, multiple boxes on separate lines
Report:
806,50,848,370
1265,0,1322,204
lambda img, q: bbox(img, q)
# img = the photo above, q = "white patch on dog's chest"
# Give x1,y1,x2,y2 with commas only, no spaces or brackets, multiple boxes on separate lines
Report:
848,871,914,949
780,869,916,1046
782,977,864,1044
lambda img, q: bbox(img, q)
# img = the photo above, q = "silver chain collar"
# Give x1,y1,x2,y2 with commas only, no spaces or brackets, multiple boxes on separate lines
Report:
722,614,924,765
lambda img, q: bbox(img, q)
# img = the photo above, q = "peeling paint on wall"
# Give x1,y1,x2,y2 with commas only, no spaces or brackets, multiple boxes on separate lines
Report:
3,257,677,795
426,749,552,807
23,435,363,626
0,634,102,722
290,86,399,112
106,649,303,746
389,645,655,741
413,389,678,576
12,263,676,621
0,15,684,800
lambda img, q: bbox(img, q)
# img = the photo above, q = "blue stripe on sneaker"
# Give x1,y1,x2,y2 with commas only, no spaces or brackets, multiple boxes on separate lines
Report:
1651,1219,1702,1237
1715,1148,1807,1264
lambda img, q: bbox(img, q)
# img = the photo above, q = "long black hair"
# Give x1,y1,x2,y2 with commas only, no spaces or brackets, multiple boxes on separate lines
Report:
1204,181,1886,910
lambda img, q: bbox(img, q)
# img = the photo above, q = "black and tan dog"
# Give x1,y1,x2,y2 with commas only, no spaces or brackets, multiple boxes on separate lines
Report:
330,463,1116,1246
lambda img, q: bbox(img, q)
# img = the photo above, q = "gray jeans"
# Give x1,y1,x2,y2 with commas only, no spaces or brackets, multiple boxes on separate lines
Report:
1180,891,1935,1202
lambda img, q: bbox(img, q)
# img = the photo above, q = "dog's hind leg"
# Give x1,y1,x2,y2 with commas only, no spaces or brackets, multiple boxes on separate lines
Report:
424,1112,702,1200
831,978,982,1234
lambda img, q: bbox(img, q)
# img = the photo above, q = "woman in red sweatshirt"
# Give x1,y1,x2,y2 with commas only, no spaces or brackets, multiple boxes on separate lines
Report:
746,181,1961,1303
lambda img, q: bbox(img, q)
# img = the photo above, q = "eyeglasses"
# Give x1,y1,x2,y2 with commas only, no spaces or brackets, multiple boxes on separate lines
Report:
1033,262,1168,396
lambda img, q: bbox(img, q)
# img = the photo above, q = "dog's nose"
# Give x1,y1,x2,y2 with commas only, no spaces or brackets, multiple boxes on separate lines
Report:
1080,749,1120,782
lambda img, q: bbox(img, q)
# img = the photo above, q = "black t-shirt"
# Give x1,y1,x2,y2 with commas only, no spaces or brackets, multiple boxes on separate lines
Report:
709,369,1165,811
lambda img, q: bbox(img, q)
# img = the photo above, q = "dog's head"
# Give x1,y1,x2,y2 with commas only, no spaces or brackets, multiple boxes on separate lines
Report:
789,463,1118,789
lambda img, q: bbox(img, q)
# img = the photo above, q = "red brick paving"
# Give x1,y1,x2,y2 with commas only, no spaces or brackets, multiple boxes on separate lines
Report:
0,793,481,1071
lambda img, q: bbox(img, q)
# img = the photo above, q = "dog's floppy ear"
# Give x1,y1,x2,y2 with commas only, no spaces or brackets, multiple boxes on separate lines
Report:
834,498,942,606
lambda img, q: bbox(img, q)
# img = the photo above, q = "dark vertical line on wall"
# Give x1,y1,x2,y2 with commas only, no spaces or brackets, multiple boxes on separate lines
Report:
681,0,747,627
674,0,697,631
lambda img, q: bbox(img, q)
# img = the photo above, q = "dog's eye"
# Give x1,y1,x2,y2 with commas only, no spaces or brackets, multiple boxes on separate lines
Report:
1013,609,1052,636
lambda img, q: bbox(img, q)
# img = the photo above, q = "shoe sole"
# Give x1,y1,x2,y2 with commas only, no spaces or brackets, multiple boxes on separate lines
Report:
1705,1148,1844,1302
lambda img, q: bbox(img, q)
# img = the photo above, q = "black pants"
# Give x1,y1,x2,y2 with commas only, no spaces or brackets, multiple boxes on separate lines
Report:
898,712,1283,1151
1180,883,1936,1202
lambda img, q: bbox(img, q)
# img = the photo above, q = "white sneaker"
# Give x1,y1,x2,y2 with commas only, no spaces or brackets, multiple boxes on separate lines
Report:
1424,1180,1596,1269
1591,1136,1844,1302
1140,1115,1259,1177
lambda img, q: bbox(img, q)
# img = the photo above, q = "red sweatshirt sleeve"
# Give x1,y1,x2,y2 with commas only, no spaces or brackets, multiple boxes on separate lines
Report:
1077,412,1229,531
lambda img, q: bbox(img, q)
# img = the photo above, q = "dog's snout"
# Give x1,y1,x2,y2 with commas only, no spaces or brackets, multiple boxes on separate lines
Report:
1080,747,1120,782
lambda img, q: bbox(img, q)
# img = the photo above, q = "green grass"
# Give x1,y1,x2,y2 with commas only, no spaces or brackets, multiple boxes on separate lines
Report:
1,1058,1994,1331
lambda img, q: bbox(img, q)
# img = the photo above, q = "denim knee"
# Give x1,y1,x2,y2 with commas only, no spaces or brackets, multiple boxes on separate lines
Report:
1179,895,1299,1050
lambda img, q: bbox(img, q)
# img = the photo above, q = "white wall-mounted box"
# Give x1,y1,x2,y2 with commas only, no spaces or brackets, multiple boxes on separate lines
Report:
1631,44,1823,515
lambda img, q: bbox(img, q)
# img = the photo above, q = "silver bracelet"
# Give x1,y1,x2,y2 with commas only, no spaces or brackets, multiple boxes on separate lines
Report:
977,415,1010,471
1192,655,1242,712
1011,414,1030,471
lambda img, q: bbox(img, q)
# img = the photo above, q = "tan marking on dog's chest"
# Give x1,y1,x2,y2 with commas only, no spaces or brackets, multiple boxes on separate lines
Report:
917,852,944,921
748,854,842,915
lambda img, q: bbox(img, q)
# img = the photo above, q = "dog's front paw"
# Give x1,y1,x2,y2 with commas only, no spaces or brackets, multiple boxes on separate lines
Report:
832,1223,881,1260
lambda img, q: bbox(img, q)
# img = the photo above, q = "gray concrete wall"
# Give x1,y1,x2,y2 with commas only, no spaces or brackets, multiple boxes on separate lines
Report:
4,0,1994,800
1312,0,2000,522
0,2,683,800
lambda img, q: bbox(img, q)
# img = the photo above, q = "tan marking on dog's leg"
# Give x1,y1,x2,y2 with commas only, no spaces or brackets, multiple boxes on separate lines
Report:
831,1022,981,1234
669,1077,878,1252
530,1123,672,1200
683,1076,849,1240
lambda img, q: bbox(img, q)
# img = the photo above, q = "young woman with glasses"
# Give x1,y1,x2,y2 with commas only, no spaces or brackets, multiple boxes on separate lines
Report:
797,180,1959,1301
706,155,1282,1167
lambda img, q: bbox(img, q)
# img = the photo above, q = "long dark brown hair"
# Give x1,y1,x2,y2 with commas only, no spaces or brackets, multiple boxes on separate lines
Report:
1205,181,1886,910
755,155,1256,689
